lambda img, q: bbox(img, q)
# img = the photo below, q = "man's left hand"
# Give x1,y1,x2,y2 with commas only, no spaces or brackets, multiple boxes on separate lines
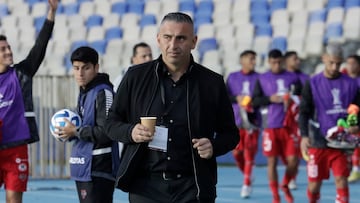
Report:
192,138,213,159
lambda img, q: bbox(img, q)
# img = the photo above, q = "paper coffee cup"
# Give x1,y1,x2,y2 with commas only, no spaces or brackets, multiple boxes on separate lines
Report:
140,117,157,135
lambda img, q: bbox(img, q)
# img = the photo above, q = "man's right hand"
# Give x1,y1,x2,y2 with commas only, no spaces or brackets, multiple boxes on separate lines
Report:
131,124,153,143
300,137,310,156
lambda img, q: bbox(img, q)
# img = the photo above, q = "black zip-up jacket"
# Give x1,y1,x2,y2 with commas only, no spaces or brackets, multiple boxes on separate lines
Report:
105,56,239,200
0,19,54,150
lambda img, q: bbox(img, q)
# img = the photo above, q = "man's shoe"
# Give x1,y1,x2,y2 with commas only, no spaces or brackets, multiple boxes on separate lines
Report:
240,185,252,199
348,170,360,183
288,179,297,190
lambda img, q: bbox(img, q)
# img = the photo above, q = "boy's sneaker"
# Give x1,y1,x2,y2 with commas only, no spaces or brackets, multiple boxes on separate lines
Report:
348,170,360,183
240,185,252,199
288,179,297,190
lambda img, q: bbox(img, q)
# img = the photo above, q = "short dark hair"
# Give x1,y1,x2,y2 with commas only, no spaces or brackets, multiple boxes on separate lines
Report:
348,54,360,65
240,50,257,58
0,35,7,41
161,12,194,26
132,42,150,57
71,46,99,66
284,51,297,60
268,49,283,59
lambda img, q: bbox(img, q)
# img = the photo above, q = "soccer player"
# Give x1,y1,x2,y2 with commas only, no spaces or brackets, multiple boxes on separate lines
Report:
343,54,360,183
0,1,58,202
299,43,360,203
226,50,260,198
252,49,301,203
283,51,310,190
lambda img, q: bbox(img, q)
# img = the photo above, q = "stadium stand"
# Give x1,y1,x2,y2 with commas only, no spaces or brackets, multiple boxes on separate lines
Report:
0,0,359,77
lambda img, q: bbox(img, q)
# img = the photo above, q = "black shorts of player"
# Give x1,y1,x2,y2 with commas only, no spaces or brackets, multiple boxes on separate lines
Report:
76,176,115,203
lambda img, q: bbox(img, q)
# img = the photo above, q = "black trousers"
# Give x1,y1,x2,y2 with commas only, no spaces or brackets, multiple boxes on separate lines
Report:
128,173,215,203
76,176,115,203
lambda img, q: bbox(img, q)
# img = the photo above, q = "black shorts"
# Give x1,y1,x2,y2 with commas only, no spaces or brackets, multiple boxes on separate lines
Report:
76,177,115,203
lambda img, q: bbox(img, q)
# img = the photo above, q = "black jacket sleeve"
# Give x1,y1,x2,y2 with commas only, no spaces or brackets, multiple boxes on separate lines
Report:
298,80,314,137
252,79,271,107
77,89,114,144
16,19,54,77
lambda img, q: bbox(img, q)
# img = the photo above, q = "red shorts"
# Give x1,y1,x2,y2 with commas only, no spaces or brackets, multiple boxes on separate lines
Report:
0,145,29,192
262,128,300,157
234,129,259,151
307,148,350,182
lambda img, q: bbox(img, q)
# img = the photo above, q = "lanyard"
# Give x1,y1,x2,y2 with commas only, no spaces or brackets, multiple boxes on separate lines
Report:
159,77,188,117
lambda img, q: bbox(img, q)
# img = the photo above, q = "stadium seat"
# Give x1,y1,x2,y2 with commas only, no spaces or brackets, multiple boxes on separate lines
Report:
271,9,289,26
120,13,139,29
111,1,128,16
327,0,344,9
140,24,157,41
235,23,254,49
94,1,111,16
197,1,214,15
232,0,251,15
273,23,289,37
87,26,105,42
70,40,88,54
127,1,144,15
326,7,344,24
270,37,287,53
63,2,79,16
197,38,218,60
31,2,48,18
287,37,305,58
232,10,251,26
306,0,326,11
79,1,95,18
197,24,215,40
309,9,327,23
69,26,87,42
344,7,360,40
89,40,107,55
34,16,46,33
255,24,272,37
11,3,30,17
345,0,360,9
105,38,123,56
215,24,235,43
27,0,43,7
67,14,85,29
102,13,120,29
305,35,323,56
105,27,123,40
144,0,161,16
250,0,268,13
179,1,196,13
0,4,8,18
122,26,141,41
194,15,212,32
325,22,343,43
251,11,270,26
86,14,103,28
270,0,287,13
213,10,231,26
253,36,271,56
201,50,222,74
161,0,179,17
287,0,305,13
139,14,157,28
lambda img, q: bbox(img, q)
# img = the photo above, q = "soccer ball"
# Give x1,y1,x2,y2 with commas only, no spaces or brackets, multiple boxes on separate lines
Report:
49,109,81,142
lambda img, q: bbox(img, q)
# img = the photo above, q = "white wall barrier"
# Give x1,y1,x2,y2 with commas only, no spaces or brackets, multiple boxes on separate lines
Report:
30,75,78,178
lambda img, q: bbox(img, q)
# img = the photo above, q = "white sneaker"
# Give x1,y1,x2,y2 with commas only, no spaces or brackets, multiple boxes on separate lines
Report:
240,185,252,198
288,179,297,190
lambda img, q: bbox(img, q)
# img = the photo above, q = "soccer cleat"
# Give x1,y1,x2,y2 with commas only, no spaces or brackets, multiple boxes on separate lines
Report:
288,179,297,190
348,171,360,183
240,185,252,199
281,185,294,203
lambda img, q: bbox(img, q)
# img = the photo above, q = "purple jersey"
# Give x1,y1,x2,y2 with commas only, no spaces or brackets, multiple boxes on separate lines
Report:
296,71,310,86
227,71,259,126
310,73,358,136
0,68,30,144
258,70,299,128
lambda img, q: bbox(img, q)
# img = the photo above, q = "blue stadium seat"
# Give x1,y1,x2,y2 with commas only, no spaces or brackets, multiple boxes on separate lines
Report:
309,9,327,23
179,1,196,13
197,1,213,14
111,2,128,16
251,11,270,26
27,0,43,7
194,15,212,33
128,1,144,15
270,37,287,53
34,16,46,32
327,0,344,9
70,40,88,52
270,0,287,13
197,38,218,59
0,3,8,17
62,2,79,16
139,14,157,28
90,40,107,55
251,0,268,12
86,14,103,28
255,24,272,36
345,0,360,9
105,27,123,40
325,22,343,42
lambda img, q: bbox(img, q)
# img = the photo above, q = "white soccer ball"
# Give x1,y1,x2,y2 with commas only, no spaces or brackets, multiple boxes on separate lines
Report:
49,109,82,142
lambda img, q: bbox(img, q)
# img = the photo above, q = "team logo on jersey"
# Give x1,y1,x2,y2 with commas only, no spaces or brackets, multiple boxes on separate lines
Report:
331,88,342,106
241,81,251,95
18,163,27,172
0,92,13,109
276,79,288,95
